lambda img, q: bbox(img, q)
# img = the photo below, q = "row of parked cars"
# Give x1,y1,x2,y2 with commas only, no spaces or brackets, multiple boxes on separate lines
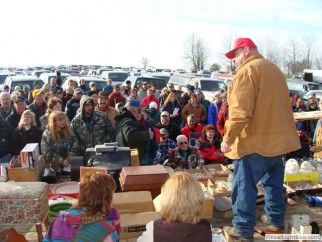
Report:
1,68,233,102
287,78,322,101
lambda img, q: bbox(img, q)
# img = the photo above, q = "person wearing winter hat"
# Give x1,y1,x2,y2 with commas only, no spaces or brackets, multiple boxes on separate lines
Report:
221,37,300,240
65,88,84,121
147,101,160,124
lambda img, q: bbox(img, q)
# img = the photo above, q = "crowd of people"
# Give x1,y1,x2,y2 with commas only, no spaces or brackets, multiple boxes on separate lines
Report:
0,37,320,241
0,72,230,167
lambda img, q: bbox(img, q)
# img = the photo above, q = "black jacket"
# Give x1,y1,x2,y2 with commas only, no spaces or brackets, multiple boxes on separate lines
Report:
155,122,181,142
0,119,12,158
11,126,43,156
115,108,150,165
66,98,80,121
6,108,23,131
27,102,47,127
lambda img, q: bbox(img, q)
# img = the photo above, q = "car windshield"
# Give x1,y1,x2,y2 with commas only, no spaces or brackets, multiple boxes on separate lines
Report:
11,80,44,93
135,78,167,90
307,83,322,90
109,73,129,83
85,80,105,91
152,75,170,83
200,80,225,91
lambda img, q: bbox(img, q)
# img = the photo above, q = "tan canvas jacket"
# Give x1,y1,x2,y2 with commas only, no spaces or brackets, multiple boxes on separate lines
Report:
223,54,300,159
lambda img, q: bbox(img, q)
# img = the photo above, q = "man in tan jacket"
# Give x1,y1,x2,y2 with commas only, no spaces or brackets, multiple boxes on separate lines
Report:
221,38,300,241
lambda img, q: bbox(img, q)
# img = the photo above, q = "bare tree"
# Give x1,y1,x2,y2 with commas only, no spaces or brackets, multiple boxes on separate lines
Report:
140,57,149,69
287,37,303,75
302,36,316,70
220,31,239,72
260,37,281,67
183,33,211,71
210,63,221,72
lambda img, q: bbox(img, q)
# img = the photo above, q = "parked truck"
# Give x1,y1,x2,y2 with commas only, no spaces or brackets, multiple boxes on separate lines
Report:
303,69,322,83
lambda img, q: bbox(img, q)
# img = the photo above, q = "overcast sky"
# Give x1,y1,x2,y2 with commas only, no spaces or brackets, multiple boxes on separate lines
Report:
1,0,322,69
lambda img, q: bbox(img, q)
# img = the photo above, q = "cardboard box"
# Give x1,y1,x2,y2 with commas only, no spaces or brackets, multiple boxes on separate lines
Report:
202,190,215,219
20,143,40,168
8,155,44,182
207,178,232,197
284,172,320,183
284,180,322,195
130,149,140,166
184,168,210,185
204,164,231,180
120,212,161,240
114,191,154,213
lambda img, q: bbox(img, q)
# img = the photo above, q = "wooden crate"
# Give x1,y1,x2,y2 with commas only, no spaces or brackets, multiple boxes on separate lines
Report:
8,156,45,182
119,165,169,199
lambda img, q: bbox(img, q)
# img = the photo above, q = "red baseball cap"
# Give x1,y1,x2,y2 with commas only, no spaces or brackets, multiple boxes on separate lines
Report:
225,38,257,59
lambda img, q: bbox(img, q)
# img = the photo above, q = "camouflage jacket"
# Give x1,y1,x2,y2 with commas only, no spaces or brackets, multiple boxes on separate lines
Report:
41,129,80,164
71,95,115,155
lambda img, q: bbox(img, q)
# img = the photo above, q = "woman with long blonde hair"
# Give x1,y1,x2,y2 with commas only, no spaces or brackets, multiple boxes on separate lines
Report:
41,111,80,170
11,110,43,155
138,172,212,242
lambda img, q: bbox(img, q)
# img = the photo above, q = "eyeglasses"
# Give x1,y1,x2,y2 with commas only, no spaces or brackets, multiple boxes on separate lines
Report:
179,141,188,145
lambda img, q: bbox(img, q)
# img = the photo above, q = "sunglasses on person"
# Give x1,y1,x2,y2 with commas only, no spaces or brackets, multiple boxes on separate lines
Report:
179,141,188,145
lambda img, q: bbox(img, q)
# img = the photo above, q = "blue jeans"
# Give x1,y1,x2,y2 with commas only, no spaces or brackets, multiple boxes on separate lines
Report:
232,153,285,237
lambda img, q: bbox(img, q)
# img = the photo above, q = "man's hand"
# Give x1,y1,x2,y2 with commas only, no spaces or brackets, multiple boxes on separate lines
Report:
148,128,154,140
221,141,232,153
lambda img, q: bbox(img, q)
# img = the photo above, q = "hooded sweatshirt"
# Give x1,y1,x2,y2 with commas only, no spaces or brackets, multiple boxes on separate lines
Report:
71,95,115,155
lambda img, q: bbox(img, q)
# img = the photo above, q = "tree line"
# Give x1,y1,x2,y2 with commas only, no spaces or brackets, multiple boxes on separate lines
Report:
183,31,322,77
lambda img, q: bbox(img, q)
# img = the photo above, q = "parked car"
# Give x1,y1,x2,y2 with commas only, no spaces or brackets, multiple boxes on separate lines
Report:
188,77,226,102
62,76,106,91
287,79,322,92
31,70,49,78
101,71,129,85
123,76,167,95
39,72,70,84
167,73,198,90
4,76,44,93
211,72,234,86
0,70,15,91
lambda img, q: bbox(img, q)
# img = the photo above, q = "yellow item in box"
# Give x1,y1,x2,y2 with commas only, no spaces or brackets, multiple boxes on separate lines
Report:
284,172,320,183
